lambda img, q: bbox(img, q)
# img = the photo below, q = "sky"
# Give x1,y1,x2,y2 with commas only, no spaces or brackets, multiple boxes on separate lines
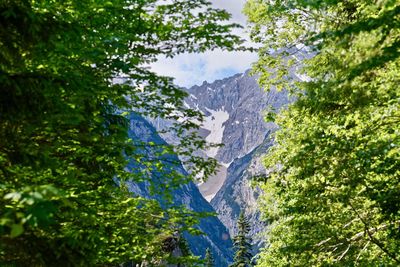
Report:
151,0,257,88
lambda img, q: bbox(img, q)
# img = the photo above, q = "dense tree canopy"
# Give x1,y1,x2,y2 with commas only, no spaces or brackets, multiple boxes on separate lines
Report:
0,0,242,265
245,0,400,266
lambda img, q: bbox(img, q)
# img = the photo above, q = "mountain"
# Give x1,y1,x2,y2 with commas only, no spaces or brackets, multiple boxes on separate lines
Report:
125,113,233,266
146,70,295,254
186,71,286,164
185,71,289,199
183,71,292,248
210,134,273,249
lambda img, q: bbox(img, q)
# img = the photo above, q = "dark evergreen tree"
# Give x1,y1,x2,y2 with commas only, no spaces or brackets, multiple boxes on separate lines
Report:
178,236,192,257
230,212,253,267
204,248,214,267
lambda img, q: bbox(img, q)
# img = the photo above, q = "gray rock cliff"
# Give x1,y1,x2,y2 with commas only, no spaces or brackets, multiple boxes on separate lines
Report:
186,71,289,164
211,135,274,249
184,71,292,250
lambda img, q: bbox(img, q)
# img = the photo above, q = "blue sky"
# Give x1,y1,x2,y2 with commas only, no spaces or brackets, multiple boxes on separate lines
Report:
151,0,257,88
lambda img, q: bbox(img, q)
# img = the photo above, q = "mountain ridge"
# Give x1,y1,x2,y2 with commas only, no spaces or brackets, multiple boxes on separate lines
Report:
184,71,289,202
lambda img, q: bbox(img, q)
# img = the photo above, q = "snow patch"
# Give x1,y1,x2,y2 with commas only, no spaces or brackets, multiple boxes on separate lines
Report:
202,106,229,157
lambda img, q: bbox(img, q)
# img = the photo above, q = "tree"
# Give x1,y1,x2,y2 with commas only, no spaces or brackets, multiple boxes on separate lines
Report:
204,247,215,267
230,212,253,267
0,0,242,265
245,0,400,266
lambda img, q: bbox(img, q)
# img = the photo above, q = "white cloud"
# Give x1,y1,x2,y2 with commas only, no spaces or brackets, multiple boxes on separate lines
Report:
213,0,248,25
150,0,257,88
151,50,257,87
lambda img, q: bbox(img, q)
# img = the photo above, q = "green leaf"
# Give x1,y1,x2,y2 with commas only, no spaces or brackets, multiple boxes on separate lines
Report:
10,224,24,238
4,192,21,202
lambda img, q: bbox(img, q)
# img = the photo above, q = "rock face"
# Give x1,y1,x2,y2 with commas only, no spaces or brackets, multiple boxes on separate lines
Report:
186,71,289,165
184,71,289,203
184,71,292,250
125,113,233,266
211,135,273,249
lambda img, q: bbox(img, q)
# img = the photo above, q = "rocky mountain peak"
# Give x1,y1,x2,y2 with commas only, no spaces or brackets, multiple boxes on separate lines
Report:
186,71,289,165
185,71,289,201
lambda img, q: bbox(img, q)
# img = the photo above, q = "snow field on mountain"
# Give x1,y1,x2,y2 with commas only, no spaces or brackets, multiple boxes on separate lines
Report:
202,107,229,157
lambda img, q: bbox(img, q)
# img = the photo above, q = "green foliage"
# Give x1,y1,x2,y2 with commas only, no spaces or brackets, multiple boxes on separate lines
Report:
245,0,400,266
179,235,193,257
0,0,242,265
204,247,215,267
230,212,253,267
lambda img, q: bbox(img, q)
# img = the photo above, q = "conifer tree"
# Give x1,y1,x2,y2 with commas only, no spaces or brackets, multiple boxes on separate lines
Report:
204,248,214,267
230,212,253,267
